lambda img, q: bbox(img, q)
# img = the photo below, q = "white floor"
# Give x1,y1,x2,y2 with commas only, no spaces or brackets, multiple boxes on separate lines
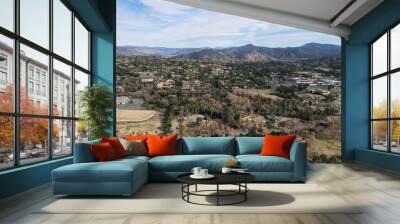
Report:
1,162,400,224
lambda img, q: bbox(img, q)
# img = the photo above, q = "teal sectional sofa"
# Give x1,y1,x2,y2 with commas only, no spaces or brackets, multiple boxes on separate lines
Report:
52,137,307,196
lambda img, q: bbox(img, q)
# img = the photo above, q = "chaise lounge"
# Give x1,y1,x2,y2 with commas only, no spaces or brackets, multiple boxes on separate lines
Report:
52,137,307,196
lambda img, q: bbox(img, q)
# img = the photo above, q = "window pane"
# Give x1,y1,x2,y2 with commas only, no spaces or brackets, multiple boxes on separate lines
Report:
392,24,400,70
53,59,72,117
372,121,388,151
372,33,387,76
372,76,387,119
391,120,400,153
0,0,14,31
0,116,13,170
53,0,72,60
0,35,14,112
53,119,72,157
75,120,88,143
75,18,89,70
74,69,89,118
20,0,49,49
391,72,400,118
20,44,49,115
20,117,49,165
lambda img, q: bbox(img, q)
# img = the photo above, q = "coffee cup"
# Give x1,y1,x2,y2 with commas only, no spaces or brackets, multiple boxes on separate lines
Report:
191,167,202,176
221,167,232,174
200,169,208,176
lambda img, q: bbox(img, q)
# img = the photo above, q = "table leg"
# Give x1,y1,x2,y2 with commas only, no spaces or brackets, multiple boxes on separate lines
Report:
217,184,219,206
245,183,247,201
195,184,198,192
187,184,190,202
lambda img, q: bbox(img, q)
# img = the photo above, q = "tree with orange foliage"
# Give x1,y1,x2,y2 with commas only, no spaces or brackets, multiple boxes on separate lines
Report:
0,85,59,150
372,99,400,144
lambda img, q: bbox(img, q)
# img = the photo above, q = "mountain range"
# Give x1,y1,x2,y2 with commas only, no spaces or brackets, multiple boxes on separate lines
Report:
117,43,340,61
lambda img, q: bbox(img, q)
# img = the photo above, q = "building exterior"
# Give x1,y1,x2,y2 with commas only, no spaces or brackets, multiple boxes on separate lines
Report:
0,41,73,151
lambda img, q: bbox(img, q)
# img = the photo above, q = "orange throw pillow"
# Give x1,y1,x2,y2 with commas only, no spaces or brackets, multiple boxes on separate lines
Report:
146,134,177,157
260,134,296,159
91,142,117,162
101,137,127,158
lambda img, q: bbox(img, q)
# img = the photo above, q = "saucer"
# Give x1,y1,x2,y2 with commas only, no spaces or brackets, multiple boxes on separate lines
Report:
190,174,215,179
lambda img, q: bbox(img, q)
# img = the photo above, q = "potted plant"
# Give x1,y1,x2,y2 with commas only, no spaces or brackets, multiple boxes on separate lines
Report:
79,84,114,140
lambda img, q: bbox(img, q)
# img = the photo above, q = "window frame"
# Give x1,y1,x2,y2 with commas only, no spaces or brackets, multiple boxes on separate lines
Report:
370,21,400,154
0,0,92,171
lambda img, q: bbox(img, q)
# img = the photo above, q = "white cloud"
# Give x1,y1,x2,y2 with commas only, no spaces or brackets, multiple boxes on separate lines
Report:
117,0,340,47
138,0,193,16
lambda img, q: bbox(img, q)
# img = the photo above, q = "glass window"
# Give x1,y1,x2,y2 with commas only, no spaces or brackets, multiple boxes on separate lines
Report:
372,76,387,119
392,120,400,153
53,59,72,117
0,35,14,113
19,117,49,165
391,72,400,118
28,67,34,80
74,18,89,70
74,69,89,118
75,120,88,143
53,0,72,60
371,26,400,153
0,55,7,67
36,84,40,95
372,33,387,76
391,24,400,70
372,121,388,151
0,0,14,31
42,85,46,96
0,116,14,169
53,119,72,157
20,44,49,115
0,0,91,169
28,81,34,93
20,0,49,49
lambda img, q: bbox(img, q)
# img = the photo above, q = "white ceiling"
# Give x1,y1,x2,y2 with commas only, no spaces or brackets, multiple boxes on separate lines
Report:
168,0,384,38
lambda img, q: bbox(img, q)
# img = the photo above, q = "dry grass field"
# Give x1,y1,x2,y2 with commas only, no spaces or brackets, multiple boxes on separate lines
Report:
232,88,283,100
117,109,157,122
117,109,162,135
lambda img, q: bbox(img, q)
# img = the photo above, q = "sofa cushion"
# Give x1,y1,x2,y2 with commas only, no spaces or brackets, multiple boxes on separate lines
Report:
91,142,118,161
149,154,235,172
116,155,150,163
53,158,147,183
147,134,178,157
120,138,147,156
101,137,127,158
236,137,263,155
236,155,293,172
179,137,235,155
260,135,296,159
73,140,100,163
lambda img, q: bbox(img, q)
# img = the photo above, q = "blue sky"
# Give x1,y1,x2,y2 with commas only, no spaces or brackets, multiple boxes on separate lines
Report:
117,0,341,48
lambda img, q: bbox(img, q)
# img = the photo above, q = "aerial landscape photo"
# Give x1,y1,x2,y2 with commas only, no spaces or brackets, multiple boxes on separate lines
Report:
116,0,342,163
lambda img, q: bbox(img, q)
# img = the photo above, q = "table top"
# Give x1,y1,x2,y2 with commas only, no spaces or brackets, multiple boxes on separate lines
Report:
177,172,255,185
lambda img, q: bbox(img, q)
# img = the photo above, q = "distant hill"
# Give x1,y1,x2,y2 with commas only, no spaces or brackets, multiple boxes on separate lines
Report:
116,46,203,57
117,43,340,61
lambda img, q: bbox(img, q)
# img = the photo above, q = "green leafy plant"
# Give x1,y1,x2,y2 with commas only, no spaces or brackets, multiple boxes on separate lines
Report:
79,84,114,140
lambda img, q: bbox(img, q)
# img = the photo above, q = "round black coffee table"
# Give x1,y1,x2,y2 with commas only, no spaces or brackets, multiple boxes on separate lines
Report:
177,173,255,206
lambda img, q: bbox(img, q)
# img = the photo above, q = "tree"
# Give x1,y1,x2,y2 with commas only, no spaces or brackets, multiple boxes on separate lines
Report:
79,84,114,140
222,105,240,128
372,100,387,140
0,85,58,150
161,105,174,134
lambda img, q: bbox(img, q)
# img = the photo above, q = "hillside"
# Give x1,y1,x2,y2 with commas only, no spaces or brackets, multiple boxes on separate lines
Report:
117,43,340,61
